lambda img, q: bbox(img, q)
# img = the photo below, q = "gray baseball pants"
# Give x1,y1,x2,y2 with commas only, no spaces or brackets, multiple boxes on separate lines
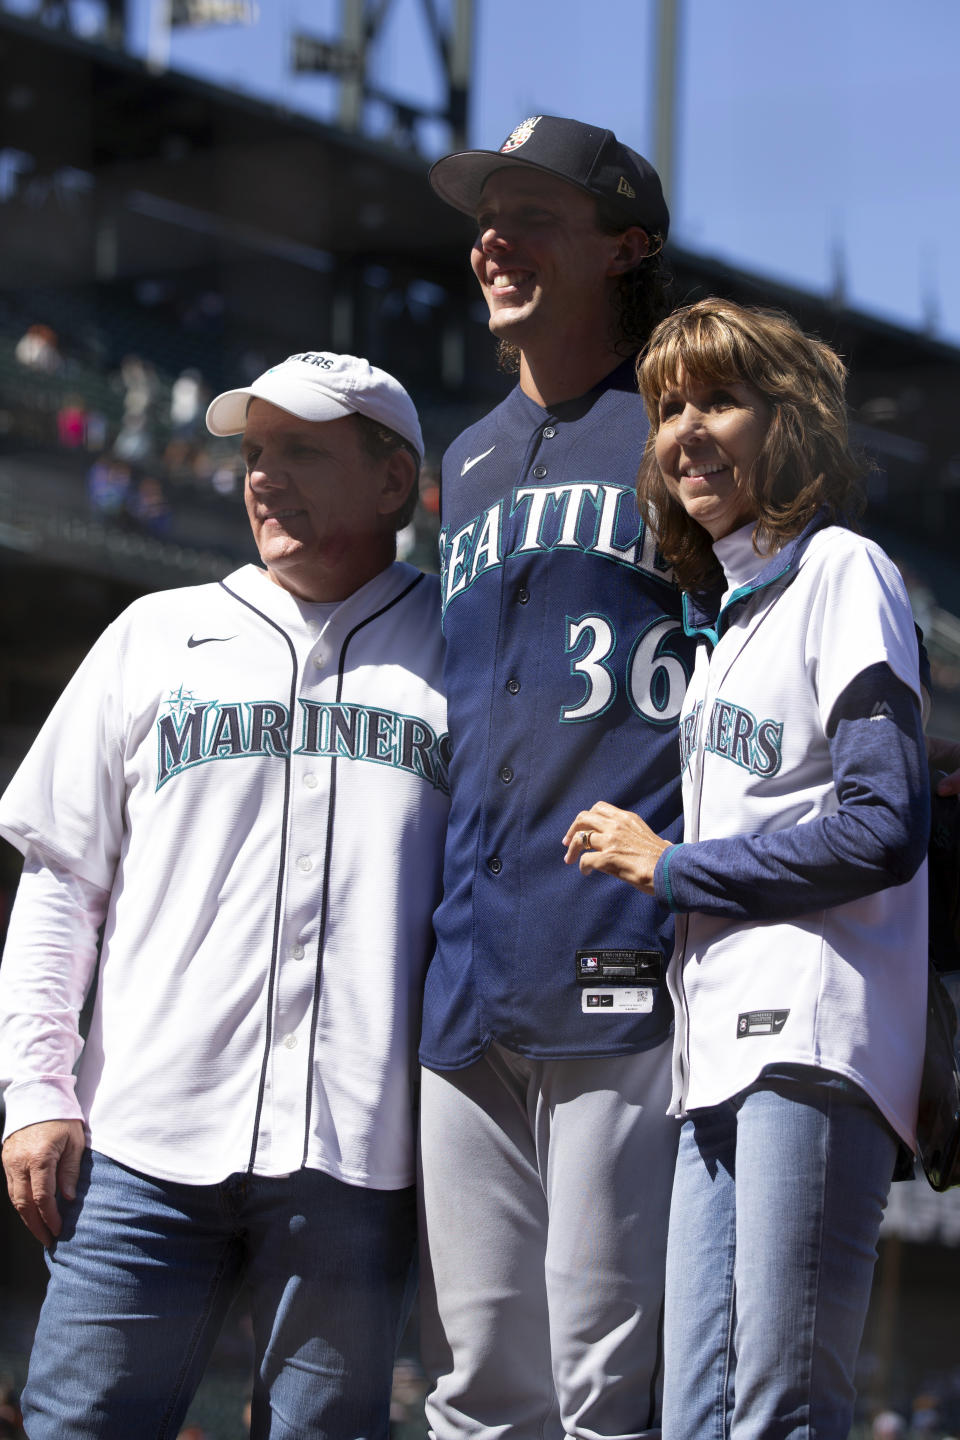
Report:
418,1040,678,1440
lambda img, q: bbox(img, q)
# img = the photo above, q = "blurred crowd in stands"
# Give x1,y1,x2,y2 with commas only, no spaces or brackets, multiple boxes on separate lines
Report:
4,316,442,573
864,1368,960,1438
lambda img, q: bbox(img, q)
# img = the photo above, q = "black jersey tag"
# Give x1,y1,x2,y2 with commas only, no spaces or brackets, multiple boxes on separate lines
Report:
576,949,663,985
737,1009,790,1038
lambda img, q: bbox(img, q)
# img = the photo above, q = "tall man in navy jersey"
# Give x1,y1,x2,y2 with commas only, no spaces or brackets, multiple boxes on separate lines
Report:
418,115,695,1439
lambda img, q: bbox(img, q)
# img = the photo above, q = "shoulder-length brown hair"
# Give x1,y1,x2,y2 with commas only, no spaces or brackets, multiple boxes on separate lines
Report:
635,298,868,592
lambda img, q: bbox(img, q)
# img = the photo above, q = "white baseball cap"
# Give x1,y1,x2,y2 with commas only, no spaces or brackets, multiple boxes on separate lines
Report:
205,351,424,460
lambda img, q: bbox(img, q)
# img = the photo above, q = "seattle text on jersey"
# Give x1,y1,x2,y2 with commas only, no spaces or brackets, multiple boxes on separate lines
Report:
439,481,673,620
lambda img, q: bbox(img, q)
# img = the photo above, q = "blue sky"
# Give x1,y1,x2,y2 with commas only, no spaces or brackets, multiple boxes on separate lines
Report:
105,0,960,346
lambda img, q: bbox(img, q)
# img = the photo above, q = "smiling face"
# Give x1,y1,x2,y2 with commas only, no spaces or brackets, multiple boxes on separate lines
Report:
654,370,771,541
242,400,407,601
470,168,632,360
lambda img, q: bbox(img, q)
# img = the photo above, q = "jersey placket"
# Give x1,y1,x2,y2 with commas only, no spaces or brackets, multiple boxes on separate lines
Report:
471,416,556,1006
257,628,335,1174
671,593,785,1109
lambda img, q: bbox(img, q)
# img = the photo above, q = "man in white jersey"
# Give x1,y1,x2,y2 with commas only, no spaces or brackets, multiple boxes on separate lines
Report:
0,352,449,1440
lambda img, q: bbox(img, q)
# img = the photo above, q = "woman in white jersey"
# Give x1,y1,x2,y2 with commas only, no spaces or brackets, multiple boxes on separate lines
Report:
563,299,929,1440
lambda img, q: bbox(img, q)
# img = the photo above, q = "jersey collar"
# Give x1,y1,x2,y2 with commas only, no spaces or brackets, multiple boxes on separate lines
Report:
511,355,640,425
681,508,834,645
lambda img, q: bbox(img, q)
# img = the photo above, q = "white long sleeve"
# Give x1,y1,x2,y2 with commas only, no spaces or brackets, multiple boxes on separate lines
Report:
0,848,108,1140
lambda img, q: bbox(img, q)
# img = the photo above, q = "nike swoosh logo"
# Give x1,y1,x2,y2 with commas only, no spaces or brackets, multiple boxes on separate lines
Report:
461,445,496,476
187,634,237,648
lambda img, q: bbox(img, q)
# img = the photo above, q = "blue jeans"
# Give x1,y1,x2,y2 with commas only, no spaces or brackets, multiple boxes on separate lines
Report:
23,1149,417,1440
662,1075,898,1440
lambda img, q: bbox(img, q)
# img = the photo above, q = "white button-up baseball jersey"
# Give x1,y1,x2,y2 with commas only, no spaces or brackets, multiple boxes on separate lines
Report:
0,561,448,1188
658,524,927,1147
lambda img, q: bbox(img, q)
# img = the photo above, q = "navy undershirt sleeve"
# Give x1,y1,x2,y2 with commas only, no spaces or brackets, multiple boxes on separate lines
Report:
654,662,929,919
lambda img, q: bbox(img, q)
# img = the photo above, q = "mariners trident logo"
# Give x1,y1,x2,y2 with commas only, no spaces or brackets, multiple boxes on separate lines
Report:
500,116,541,152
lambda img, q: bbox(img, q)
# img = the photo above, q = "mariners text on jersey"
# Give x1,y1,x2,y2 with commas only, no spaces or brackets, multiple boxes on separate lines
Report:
156,696,451,792
678,698,784,778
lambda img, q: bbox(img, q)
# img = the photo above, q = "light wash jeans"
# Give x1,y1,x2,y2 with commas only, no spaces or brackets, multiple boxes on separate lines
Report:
662,1074,898,1440
23,1148,417,1440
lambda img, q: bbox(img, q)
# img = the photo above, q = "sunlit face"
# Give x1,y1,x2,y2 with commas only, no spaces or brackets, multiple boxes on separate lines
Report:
470,168,625,349
242,400,398,601
653,370,771,541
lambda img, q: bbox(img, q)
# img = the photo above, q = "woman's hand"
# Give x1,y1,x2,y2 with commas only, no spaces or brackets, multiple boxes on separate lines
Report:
562,801,672,895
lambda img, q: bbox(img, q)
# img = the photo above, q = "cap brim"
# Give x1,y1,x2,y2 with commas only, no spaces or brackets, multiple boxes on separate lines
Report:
429,149,588,220
429,148,667,241
205,375,354,436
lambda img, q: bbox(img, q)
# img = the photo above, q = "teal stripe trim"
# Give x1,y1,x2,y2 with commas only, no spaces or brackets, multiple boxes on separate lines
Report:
714,559,791,639
681,591,718,644
661,843,682,912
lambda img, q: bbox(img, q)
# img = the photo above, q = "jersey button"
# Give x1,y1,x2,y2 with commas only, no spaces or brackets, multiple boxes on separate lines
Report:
517,587,530,605
303,772,319,789
499,765,514,784
297,855,313,873
282,1033,298,1050
542,426,556,438
291,942,305,960
488,857,502,875
532,464,547,478
313,655,325,669
506,678,520,694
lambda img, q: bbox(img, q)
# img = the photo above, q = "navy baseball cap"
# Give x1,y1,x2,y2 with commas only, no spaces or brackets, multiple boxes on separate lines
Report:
429,114,669,240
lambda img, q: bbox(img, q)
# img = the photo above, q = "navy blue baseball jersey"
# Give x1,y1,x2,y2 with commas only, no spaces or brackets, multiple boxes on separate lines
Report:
420,360,697,1067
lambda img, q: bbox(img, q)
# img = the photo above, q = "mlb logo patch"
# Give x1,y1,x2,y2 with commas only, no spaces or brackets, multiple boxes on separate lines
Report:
581,956,600,972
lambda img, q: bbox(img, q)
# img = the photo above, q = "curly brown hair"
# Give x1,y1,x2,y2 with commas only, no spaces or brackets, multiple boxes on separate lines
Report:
495,206,673,374
635,298,868,592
